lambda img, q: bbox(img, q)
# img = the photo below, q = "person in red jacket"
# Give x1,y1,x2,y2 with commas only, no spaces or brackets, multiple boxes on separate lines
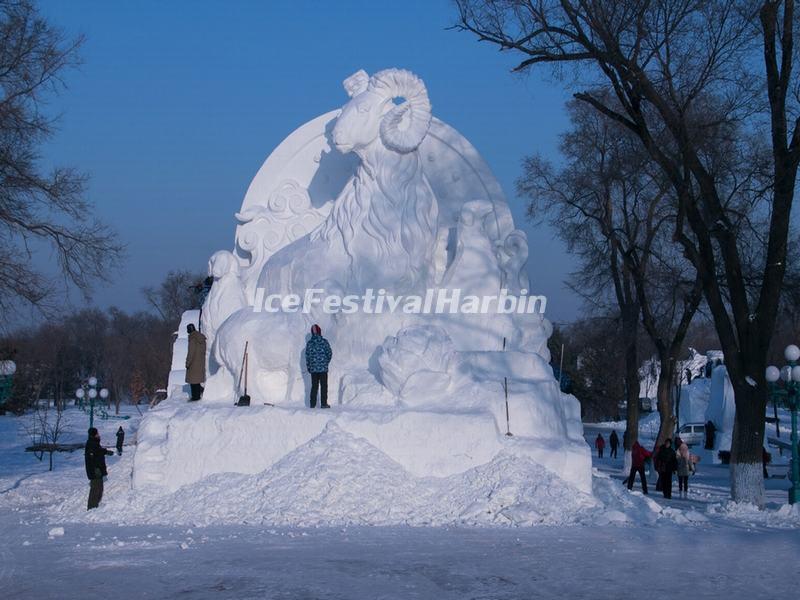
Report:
627,441,651,494
594,433,606,458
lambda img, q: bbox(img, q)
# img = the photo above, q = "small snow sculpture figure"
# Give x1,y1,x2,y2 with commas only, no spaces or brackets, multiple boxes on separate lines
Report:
305,324,332,408
376,326,455,404
201,250,247,347
85,427,113,510
609,430,619,459
186,323,207,401
594,434,605,459
115,426,124,455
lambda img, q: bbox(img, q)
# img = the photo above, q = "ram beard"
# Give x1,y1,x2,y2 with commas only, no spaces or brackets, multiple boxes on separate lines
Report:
321,148,438,293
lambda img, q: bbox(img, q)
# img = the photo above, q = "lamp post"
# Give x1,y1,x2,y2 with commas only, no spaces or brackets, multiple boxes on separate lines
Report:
766,344,800,504
75,376,109,430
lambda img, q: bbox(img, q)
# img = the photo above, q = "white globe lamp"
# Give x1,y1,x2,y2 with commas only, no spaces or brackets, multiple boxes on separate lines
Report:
0,360,16,376
75,388,85,399
88,388,98,399
88,376,98,387
99,388,109,399
785,345,800,362
766,366,781,383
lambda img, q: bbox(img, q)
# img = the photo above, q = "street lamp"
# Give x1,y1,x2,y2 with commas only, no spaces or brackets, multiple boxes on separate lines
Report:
766,344,800,504
75,377,109,430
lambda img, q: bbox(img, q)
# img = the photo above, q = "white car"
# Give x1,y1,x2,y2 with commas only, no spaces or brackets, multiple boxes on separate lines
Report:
677,422,705,447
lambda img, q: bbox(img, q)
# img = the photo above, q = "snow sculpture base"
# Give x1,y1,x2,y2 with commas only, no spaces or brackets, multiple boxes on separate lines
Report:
134,397,590,495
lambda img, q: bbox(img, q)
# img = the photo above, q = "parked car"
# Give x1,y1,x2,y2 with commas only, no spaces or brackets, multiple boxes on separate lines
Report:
677,422,706,446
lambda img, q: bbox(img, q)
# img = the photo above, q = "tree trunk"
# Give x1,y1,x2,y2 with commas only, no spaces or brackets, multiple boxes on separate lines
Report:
655,356,676,448
622,302,640,480
728,344,768,505
623,336,640,451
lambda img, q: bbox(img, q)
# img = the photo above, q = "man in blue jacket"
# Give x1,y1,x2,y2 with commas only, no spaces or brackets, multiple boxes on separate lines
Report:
305,324,332,408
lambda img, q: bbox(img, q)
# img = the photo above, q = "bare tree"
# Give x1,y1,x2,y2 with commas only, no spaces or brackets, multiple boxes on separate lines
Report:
25,398,67,471
142,269,205,325
520,97,704,450
455,0,799,505
0,0,123,318
520,100,644,448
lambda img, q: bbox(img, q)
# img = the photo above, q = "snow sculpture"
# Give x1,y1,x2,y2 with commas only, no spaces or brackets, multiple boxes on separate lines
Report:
706,364,736,454
135,68,591,498
200,250,247,349
377,326,457,405
235,180,327,300
257,69,438,298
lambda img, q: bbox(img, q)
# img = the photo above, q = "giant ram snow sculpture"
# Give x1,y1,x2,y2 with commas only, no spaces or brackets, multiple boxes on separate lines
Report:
134,68,591,496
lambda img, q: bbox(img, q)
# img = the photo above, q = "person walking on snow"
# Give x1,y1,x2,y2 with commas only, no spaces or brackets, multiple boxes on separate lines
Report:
305,324,332,408
656,438,678,499
85,427,113,510
676,437,692,499
594,433,605,458
609,430,619,459
115,426,124,455
627,441,651,494
185,323,207,401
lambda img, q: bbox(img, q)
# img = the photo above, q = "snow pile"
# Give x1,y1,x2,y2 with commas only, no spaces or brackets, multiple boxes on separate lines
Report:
706,501,800,529
133,388,591,495
55,424,657,528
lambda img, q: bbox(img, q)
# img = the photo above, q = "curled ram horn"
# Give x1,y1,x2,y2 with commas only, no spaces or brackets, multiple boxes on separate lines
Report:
343,69,369,98
369,69,432,154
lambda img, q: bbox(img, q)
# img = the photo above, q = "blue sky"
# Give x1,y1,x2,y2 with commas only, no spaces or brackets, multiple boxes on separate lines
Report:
37,0,581,323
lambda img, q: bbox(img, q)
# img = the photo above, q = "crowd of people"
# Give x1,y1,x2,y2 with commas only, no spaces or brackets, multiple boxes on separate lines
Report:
594,430,698,500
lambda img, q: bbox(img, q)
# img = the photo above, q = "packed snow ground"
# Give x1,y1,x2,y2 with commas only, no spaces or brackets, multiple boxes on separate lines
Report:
1,406,799,598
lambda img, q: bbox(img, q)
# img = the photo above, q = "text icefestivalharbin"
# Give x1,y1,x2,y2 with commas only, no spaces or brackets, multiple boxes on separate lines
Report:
252,288,548,315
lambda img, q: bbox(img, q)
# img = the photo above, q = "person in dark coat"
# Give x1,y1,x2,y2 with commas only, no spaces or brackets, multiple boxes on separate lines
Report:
185,323,207,401
705,420,716,450
115,426,125,455
305,324,332,408
85,427,113,510
594,433,605,458
653,442,664,492
627,441,651,494
656,438,678,499
609,430,619,459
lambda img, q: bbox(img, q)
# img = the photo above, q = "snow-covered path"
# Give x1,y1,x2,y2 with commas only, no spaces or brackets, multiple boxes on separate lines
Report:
3,517,798,599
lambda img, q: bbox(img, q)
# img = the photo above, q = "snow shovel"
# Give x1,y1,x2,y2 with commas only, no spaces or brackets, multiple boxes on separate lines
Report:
236,341,251,407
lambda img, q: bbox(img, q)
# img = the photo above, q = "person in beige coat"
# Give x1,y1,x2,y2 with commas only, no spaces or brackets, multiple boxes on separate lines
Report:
676,437,693,499
185,323,207,401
